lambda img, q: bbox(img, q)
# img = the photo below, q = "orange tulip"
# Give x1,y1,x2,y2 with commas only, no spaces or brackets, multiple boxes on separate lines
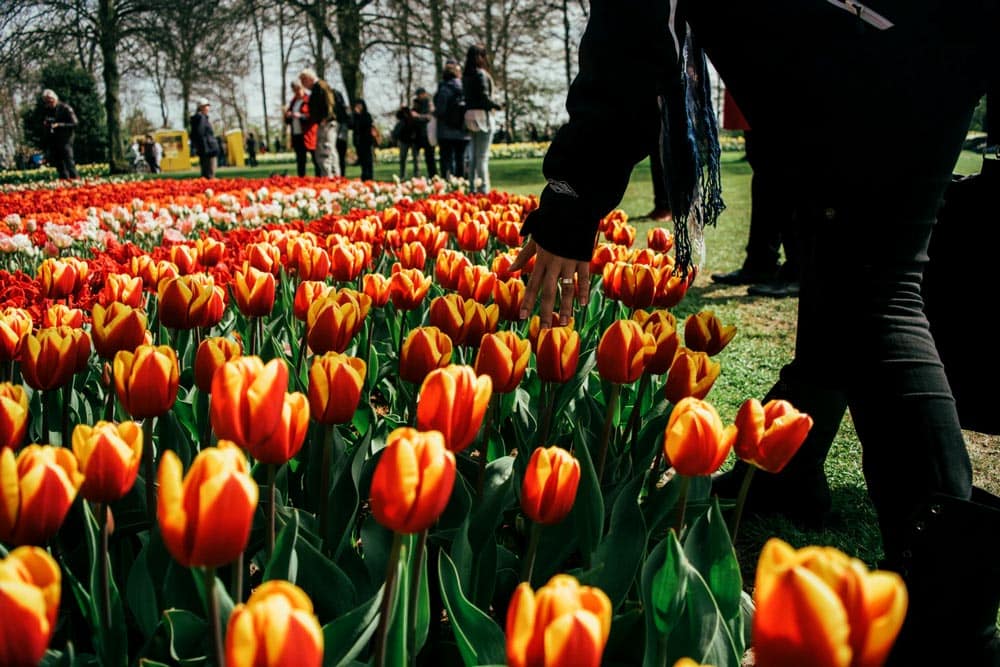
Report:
20,327,90,391
492,250,522,280
496,219,522,248
590,243,628,277
684,311,737,356
605,221,636,247
0,308,32,362
596,320,656,384
42,304,84,329
0,546,61,667
395,241,428,271
475,331,530,394
663,347,721,404
388,266,432,310
435,249,472,290
506,574,612,667
602,262,658,310
535,327,580,383
733,399,814,474
114,345,179,418
400,326,453,384
663,397,736,476
753,538,907,667
494,276,526,322
633,310,680,375
246,242,282,276
416,365,492,453
293,245,332,282
210,356,288,451
329,240,367,282
0,383,29,451
306,294,365,355
456,265,496,304
72,421,143,503
521,446,580,525
462,301,499,348
225,580,324,667
457,219,489,252
194,337,243,393
293,281,332,322
0,444,84,545
527,316,574,352
672,660,709,667
37,257,85,298
169,244,200,275
654,270,691,309
370,427,456,533
308,353,366,425
128,255,160,290
249,392,310,465
157,442,258,567
98,272,145,308
362,273,391,308
197,237,226,267
428,294,467,346
157,274,226,329
233,267,276,318
91,302,147,360
647,227,675,252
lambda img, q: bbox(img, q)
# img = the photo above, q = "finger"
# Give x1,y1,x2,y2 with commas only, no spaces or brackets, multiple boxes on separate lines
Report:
557,271,576,326
520,252,544,320
536,263,561,329
509,238,536,273
575,261,592,307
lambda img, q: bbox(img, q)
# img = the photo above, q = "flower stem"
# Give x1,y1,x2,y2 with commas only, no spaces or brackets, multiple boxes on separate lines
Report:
374,532,405,667
647,449,664,495
204,567,225,667
248,316,258,357
596,383,622,483
673,475,692,536
267,463,277,560
520,521,543,583
98,502,112,628
477,394,499,497
231,552,243,603
624,371,652,448
62,382,72,447
294,323,308,382
539,382,554,445
406,529,429,662
142,417,155,524
318,423,334,549
729,465,757,542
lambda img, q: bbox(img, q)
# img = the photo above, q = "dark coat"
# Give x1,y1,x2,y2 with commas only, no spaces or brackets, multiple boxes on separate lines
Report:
352,110,375,149
462,69,502,112
44,102,78,147
434,78,468,142
190,112,220,157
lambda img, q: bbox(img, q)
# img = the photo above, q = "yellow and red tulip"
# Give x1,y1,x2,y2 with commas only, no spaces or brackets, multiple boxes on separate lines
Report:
225,580,324,667
663,397,736,477
596,319,656,385
663,347,721,404
233,266,277,318
194,336,243,393
42,304,85,329
309,353,366,425
37,257,86,299
0,444,84,545
684,311,737,356
20,326,91,391
113,345,179,419
475,331,530,394
416,365,492,453
388,266,432,311
633,310,680,375
647,226,674,253
494,276,526,323
535,327,580,383
0,383,29,451
362,273,391,308
0,308,33,362
306,294,365,355
0,546,61,667
210,357,288,451
733,399,814,474
98,272,145,308
370,427,456,534
248,392,310,465
521,446,580,525
72,421,143,503
91,302,147,360
400,326,453,385
157,274,226,330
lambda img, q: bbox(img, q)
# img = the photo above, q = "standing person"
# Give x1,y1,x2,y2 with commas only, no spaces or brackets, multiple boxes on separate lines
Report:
462,44,502,193
189,98,220,178
245,132,258,167
351,99,375,181
434,59,469,179
411,87,437,178
299,68,339,177
509,2,999,664
393,106,421,178
285,81,316,177
40,89,78,179
143,134,162,173
333,89,351,177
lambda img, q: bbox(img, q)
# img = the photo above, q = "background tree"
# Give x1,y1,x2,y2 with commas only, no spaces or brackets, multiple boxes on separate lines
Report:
21,62,108,163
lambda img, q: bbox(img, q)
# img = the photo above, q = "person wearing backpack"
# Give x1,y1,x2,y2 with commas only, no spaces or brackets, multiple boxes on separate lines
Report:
434,59,468,179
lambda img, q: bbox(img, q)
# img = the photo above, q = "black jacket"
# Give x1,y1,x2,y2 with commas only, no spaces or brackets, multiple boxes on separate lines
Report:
308,80,336,124
190,112,220,157
434,78,467,141
353,110,374,148
462,69,502,112
44,102,78,147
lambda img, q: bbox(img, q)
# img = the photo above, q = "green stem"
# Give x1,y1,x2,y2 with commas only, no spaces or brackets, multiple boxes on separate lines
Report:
104,377,116,421
596,383,622,483
200,392,212,450
267,463,277,560
657,633,669,667
539,382,554,445
624,372,652,448
62,382,72,447
143,417,156,524
406,530,429,664
98,502,112,628
673,475,692,536
41,390,50,445
374,532,406,667
204,567,225,667
520,521,543,584
295,322,308,382
231,552,243,603
477,395,499,497
319,423,334,548
256,316,265,359
248,316,258,357
647,448,664,495
729,465,757,542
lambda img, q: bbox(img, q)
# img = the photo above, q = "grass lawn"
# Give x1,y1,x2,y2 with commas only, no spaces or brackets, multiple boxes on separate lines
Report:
163,148,997,577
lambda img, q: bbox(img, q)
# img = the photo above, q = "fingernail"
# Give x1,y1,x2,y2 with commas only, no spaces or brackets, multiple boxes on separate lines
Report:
559,315,568,326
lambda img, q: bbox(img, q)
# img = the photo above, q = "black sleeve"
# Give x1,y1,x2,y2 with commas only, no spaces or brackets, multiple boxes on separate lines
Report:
58,104,78,128
519,0,676,261
479,72,503,110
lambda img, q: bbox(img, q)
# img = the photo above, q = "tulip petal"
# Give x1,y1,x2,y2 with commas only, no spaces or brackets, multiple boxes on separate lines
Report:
543,610,603,667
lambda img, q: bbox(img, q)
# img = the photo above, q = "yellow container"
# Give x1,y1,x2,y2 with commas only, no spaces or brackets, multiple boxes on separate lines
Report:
225,129,245,167
155,130,191,173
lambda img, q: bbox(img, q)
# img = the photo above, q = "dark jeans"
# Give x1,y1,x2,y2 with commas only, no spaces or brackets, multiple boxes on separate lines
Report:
292,134,308,177
743,130,799,278
438,138,467,179
198,154,216,178
49,144,78,179
336,138,348,178
400,141,436,178
356,144,374,181
649,141,670,210
693,0,989,552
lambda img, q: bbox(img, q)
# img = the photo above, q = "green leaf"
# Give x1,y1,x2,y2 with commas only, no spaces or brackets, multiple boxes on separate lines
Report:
385,536,409,667
411,540,432,656
82,503,128,667
571,426,605,560
125,540,161,640
297,530,359,622
665,568,741,667
437,551,507,667
322,587,384,667
651,531,688,634
263,508,300,583
683,498,743,623
467,456,515,553
578,475,647,607
553,350,597,420
164,609,209,665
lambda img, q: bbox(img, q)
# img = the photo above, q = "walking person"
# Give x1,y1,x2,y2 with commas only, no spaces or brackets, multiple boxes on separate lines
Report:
352,99,375,181
412,87,437,178
245,132,258,167
333,89,352,177
143,134,162,174
509,2,1000,664
285,81,316,177
40,89,78,179
434,59,469,179
189,98,220,179
299,68,339,177
393,106,421,178
462,44,502,193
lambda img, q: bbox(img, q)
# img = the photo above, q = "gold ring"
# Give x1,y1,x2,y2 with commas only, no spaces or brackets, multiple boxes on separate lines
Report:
559,278,575,285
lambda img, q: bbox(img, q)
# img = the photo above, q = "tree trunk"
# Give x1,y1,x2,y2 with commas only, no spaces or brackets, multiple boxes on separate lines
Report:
98,0,126,172
311,3,327,79
562,0,572,90
484,0,493,56
429,0,444,77
335,0,365,102
251,3,271,147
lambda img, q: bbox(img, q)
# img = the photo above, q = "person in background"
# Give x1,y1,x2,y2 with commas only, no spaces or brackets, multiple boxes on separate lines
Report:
285,81,316,177
40,89,78,179
434,59,469,179
352,99,375,181
143,134,162,173
393,105,421,178
412,87,437,178
246,132,258,167
462,44,502,193
299,67,339,177
189,98,219,178
333,89,352,177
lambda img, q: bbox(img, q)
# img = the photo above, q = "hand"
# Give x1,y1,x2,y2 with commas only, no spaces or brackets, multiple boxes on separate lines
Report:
509,237,591,328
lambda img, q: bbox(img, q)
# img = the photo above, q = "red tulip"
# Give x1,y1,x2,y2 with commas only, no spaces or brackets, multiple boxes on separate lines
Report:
416,365,492,453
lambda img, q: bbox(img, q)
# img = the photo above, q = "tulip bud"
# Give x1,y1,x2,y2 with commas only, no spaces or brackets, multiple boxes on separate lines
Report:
72,421,143,503
521,447,580,525
0,383,29,452
602,262,658,310
428,294,468,346
400,326,453,385
158,442,258,567
158,274,226,330
210,356,288,451
37,257,85,299
114,345,179,418
249,392,310,465
506,574,612,667
0,308,33,362
456,265,496,304
435,249,472,290
416,365,492,453
225,580,324,667
494,277,526,322
294,245,332,282
91,302,148,360
633,310,680,375
362,273,391,308
474,332,530,394
20,326,91,391
388,266,432,311
753,538,907,667
194,337,243,393
293,281,333,322
733,399,814,474
309,353,366,425
370,428,456,533
246,242,282,276
663,347,721,404
684,310,737,356
654,270,691,309
663,397,736,476
306,295,365,355
395,241,428,271
233,267,277,318
0,444,84,545
0,546,61,666
169,244,200,275
457,219,489,252
329,240,367,282
535,327,580,383
98,272,145,308
596,320,656,384
196,237,226,267
42,304,85,329
647,227,674,253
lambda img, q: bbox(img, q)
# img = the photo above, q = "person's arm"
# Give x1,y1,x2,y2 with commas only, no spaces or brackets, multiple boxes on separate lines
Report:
479,72,503,111
511,0,676,325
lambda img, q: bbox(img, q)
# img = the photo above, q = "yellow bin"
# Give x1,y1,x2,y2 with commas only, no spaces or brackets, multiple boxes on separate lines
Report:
154,130,191,173
225,129,246,167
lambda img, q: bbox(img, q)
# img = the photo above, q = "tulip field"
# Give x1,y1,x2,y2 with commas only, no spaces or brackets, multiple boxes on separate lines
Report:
0,173,908,667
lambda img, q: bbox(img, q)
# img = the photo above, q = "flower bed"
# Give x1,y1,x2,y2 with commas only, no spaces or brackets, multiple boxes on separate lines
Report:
0,175,905,666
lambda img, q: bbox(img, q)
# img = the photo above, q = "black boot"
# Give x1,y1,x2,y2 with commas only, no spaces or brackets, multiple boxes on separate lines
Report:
885,488,1000,666
712,367,847,524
